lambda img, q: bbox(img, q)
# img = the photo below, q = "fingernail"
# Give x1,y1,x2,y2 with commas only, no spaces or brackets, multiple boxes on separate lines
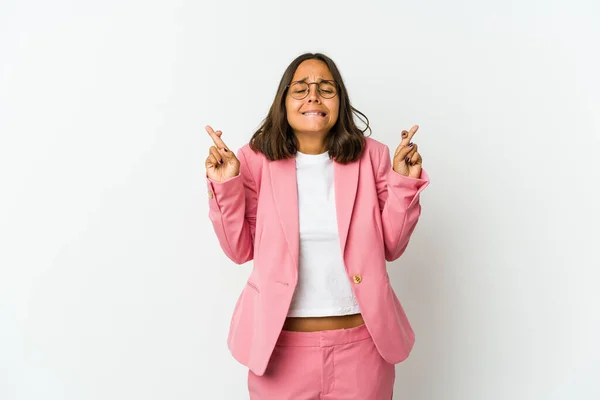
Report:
224,148,229,152
405,157,410,163
402,131,408,137
409,142,414,147
219,159,223,164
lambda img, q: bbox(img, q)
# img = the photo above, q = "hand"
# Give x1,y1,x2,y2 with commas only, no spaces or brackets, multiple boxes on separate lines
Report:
392,125,423,179
204,125,240,182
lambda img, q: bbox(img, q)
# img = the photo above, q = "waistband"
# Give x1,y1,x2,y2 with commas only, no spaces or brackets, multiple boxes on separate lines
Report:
276,323,371,347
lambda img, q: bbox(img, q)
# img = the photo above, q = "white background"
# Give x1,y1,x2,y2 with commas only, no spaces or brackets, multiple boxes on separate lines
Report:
1,0,599,399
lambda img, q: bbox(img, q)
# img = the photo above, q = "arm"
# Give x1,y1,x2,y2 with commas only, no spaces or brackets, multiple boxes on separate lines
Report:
206,147,257,264
376,144,430,261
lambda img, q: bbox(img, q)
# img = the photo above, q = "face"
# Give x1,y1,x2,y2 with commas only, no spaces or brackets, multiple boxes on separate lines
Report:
285,59,340,138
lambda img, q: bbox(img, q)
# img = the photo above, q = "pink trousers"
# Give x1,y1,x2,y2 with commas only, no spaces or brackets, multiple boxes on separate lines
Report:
248,324,395,400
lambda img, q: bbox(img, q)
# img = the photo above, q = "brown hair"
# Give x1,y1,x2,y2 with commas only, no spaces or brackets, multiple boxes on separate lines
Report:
249,53,371,164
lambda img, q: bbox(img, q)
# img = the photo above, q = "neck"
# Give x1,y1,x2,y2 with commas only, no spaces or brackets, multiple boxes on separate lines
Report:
295,131,328,154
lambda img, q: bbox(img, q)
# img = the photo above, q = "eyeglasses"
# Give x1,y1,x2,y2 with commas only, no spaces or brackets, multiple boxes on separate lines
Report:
286,80,338,100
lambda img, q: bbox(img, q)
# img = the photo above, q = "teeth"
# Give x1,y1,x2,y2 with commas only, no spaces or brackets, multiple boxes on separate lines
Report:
303,112,325,116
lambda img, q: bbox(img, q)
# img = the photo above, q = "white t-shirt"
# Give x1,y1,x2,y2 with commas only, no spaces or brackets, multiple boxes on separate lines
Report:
286,150,361,317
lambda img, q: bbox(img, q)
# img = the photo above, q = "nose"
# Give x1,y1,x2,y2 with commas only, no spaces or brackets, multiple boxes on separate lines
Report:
306,83,321,103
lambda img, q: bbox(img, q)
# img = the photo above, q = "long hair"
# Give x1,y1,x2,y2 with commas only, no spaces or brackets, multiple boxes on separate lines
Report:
249,53,371,164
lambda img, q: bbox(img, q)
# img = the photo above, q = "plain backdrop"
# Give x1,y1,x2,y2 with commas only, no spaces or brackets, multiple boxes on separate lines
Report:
1,0,599,399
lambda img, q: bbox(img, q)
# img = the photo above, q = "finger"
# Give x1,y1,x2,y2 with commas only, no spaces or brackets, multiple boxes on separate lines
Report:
395,142,418,160
394,139,412,157
394,128,418,157
209,146,223,165
205,125,228,150
205,153,219,169
404,147,417,165
409,151,422,166
217,145,234,160
400,125,419,147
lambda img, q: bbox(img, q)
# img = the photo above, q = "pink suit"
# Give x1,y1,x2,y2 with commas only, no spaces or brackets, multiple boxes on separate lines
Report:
206,137,429,379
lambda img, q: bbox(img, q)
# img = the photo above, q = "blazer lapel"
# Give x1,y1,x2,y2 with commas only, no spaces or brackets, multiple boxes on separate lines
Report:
269,158,300,269
333,160,359,257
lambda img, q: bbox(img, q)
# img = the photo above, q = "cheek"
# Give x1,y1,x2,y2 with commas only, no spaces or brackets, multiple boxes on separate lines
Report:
284,101,294,124
285,100,300,118
284,100,291,120
328,103,340,125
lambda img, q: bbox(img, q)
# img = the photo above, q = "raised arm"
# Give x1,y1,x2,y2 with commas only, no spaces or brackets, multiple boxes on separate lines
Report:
377,125,430,261
204,126,256,264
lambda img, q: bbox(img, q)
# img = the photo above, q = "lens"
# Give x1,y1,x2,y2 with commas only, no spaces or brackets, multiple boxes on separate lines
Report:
318,81,337,98
289,82,309,99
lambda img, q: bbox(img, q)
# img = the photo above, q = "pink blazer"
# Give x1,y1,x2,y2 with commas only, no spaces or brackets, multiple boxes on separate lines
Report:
206,136,430,376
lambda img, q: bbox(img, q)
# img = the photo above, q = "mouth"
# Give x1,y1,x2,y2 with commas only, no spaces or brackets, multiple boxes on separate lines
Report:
302,111,327,117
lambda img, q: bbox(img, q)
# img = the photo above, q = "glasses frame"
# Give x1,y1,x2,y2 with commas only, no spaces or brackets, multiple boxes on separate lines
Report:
285,80,339,100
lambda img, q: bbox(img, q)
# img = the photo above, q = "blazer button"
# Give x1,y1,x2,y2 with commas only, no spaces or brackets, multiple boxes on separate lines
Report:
208,191,214,199
353,274,362,284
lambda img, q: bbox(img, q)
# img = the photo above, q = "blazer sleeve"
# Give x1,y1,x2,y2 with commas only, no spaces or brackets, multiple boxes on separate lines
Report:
376,144,430,262
206,147,258,264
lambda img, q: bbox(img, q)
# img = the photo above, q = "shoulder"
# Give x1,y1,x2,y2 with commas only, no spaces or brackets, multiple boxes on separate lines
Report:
364,136,388,151
238,143,266,165
363,136,391,161
236,143,266,184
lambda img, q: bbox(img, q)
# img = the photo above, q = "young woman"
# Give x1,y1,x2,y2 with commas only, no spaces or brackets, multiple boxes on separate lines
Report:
204,53,429,399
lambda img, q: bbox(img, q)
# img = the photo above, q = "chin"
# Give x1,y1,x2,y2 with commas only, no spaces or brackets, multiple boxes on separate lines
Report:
294,127,330,136
291,120,330,132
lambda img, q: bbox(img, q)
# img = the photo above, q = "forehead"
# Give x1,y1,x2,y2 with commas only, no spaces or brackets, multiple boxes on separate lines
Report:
292,59,334,81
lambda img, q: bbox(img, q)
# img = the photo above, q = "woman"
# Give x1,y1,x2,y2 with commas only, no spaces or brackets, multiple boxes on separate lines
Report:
204,53,429,399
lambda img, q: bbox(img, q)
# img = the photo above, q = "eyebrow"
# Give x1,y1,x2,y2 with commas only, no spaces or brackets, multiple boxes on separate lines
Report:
293,77,332,83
